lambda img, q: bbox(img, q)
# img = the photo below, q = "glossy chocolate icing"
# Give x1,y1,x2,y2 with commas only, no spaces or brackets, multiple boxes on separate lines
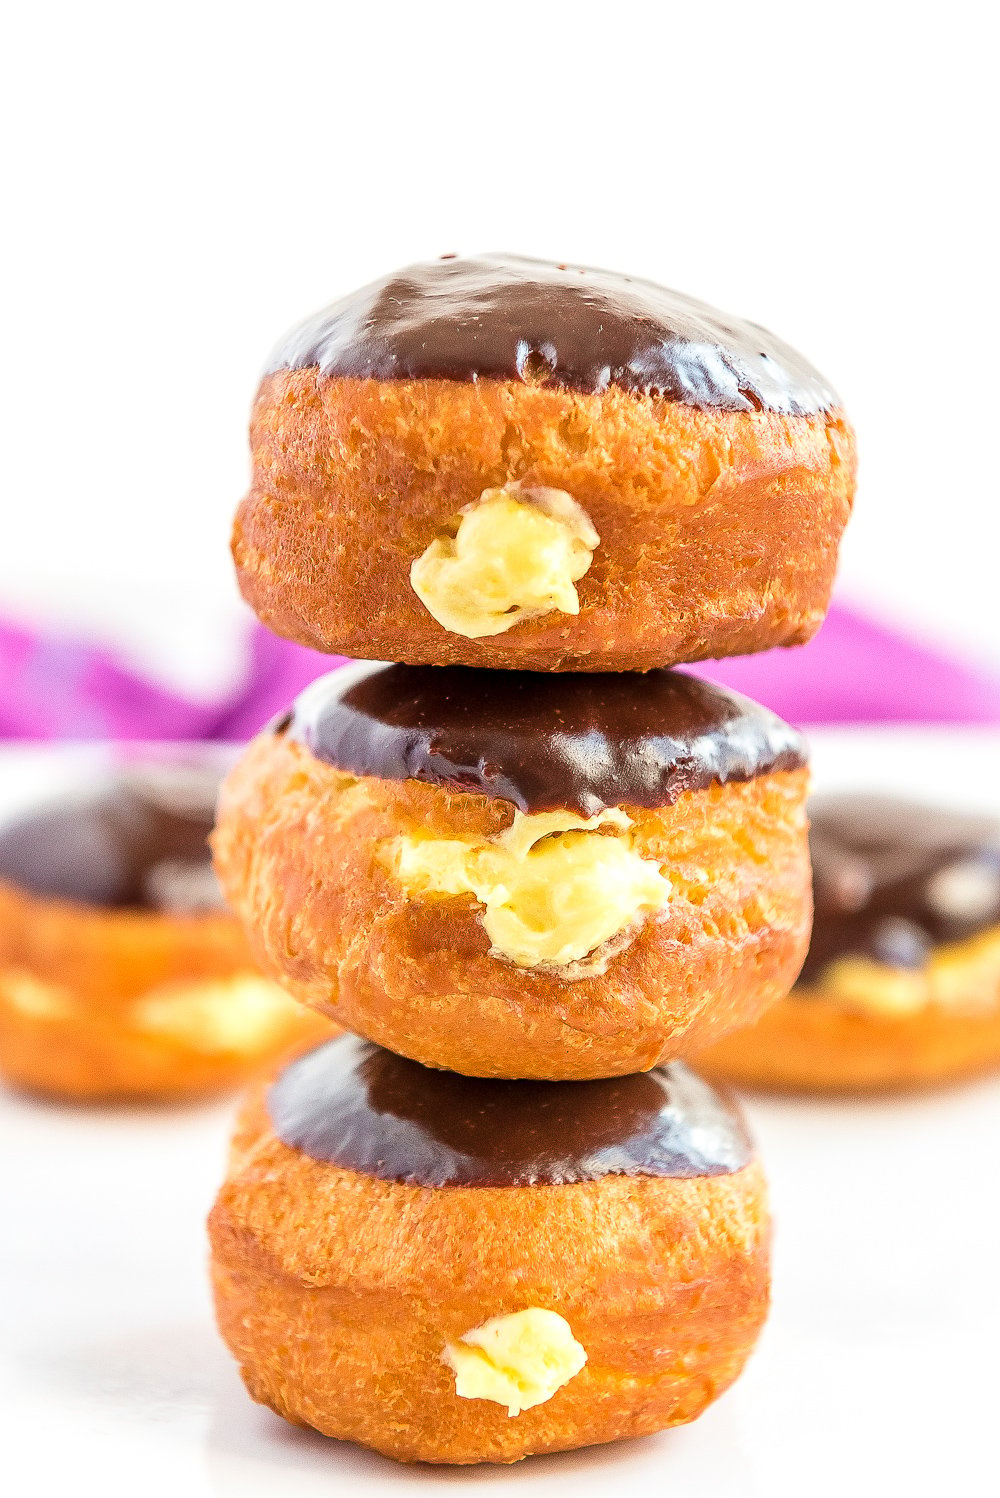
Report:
268,1034,752,1187
0,768,226,913
801,794,1000,983
266,254,838,416
281,663,806,817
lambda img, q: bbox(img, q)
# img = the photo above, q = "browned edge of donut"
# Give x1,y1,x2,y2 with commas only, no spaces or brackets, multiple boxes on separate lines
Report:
695,980,1000,1093
233,373,856,670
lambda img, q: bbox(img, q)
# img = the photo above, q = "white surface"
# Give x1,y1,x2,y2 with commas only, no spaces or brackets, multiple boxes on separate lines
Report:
3,2,1000,670
3,730,1000,1498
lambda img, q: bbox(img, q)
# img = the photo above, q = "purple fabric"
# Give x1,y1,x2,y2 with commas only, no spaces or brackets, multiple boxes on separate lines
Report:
1,603,998,741
212,628,348,741
693,604,1000,726
0,614,339,741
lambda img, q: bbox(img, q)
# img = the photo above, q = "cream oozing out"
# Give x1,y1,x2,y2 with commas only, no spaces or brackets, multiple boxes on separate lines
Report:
132,975,302,1052
814,928,1000,1018
385,807,670,970
409,484,599,638
442,1308,587,1417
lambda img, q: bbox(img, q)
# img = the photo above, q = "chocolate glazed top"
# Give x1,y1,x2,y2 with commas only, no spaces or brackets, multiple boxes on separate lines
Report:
281,663,807,817
268,1034,753,1187
265,254,838,416
801,794,1000,983
0,769,227,913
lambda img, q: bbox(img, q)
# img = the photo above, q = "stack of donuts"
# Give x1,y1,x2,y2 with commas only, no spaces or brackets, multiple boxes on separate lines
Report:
208,255,856,1464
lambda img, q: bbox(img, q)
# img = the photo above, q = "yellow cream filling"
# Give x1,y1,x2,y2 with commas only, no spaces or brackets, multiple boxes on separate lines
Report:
409,485,599,638
0,969,302,1054
387,808,670,969
816,926,1000,1017
442,1308,587,1417
131,974,300,1053
0,970,75,1020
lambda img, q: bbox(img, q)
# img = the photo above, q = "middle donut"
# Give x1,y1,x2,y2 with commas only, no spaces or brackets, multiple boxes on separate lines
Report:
213,663,812,1080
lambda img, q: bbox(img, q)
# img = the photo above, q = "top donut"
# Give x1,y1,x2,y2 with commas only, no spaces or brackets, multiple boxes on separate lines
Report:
234,254,856,672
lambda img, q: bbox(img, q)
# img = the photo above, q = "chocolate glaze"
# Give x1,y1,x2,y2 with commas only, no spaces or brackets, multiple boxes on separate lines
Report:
266,254,838,417
268,1034,752,1187
282,663,806,817
801,795,1000,983
0,768,227,913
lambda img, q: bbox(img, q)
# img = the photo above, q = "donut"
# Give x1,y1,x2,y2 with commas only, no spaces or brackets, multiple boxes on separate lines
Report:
232,254,856,672
212,662,812,1080
697,794,1000,1091
208,1033,770,1464
0,761,331,1100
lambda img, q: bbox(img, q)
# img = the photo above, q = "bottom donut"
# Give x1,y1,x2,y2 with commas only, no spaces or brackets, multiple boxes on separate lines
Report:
208,1034,770,1465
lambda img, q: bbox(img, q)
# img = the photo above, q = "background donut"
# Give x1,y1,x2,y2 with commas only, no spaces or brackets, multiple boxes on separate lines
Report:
0,766,331,1100
697,795,1000,1091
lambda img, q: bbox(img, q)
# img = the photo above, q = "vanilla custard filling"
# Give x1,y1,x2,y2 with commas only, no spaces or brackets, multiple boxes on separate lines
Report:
0,969,302,1054
386,808,670,969
0,970,75,1020
131,975,301,1053
443,1308,587,1416
815,926,1000,1018
409,484,599,638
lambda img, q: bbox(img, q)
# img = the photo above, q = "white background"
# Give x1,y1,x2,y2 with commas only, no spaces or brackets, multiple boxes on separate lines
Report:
3,16,1000,1491
2,1,999,688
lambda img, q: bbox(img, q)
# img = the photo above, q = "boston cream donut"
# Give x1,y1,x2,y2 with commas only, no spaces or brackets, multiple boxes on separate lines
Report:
233,254,856,672
209,1033,770,1465
0,764,330,1100
212,662,812,1080
698,795,1000,1091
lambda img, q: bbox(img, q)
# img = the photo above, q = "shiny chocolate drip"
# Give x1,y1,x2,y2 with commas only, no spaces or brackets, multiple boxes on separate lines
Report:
281,663,806,817
800,794,1000,983
0,768,227,913
268,1034,752,1187
266,254,838,416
